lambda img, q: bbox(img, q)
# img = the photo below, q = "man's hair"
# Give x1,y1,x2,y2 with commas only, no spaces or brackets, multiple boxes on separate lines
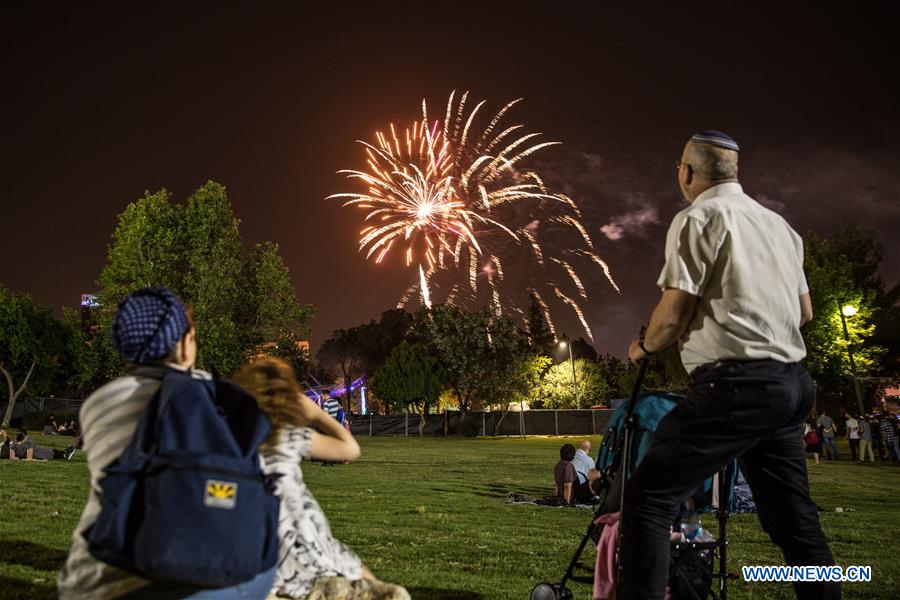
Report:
685,142,738,181
560,443,576,461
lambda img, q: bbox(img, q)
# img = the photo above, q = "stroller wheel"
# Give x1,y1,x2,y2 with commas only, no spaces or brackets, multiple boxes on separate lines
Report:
530,583,572,600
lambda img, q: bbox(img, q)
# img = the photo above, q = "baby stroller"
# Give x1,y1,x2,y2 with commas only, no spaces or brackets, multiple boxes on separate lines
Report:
531,361,734,600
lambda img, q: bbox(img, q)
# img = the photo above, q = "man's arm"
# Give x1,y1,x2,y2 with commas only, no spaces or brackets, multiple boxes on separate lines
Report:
628,288,698,362
563,481,573,504
799,293,813,326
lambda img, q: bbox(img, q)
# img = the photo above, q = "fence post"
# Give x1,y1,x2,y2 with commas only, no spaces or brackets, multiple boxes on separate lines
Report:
520,409,525,438
554,410,559,436
591,409,596,435
405,412,408,437
369,414,373,437
482,411,486,437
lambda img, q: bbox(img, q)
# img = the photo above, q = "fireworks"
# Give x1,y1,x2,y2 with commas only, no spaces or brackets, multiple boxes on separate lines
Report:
328,91,619,342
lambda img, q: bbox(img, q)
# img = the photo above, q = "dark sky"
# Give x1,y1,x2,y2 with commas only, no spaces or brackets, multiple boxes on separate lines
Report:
2,2,899,358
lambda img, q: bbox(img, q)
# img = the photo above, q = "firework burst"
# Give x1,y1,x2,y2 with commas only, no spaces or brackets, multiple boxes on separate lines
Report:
328,91,619,342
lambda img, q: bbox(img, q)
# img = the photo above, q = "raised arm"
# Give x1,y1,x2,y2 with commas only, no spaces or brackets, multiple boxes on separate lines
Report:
296,393,360,462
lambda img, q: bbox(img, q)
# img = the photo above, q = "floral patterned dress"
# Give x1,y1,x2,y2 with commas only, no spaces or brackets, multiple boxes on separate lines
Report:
262,425,364,599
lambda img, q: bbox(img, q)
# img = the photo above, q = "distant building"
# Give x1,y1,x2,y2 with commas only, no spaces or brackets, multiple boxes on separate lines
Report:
80,294,100,332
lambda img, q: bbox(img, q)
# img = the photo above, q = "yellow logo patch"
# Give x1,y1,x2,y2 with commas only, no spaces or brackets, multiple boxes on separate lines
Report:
204,479,238,509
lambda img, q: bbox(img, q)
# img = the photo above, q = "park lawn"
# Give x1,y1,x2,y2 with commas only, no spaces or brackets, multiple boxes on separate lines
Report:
0,434,897,600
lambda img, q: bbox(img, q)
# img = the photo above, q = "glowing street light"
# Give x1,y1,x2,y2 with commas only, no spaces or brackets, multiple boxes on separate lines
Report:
841,305,858,317
559,337,580,409
837,301,865,415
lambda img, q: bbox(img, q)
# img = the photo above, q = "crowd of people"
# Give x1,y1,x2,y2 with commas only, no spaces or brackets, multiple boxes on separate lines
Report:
54,287,408,600
804,410,900,464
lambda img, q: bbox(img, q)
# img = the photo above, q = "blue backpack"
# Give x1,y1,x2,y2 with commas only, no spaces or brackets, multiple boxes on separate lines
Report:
85,366,280,587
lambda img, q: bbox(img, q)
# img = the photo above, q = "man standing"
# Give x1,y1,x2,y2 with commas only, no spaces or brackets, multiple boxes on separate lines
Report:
845,414,859,461
817,410,839,460
322,391,342,422
857,415,875,463
620,131,838,599
879,416,900,461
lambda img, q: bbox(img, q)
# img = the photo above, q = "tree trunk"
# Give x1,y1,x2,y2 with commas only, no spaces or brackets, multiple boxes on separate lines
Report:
492,405,511,436
418,410,426,437
1,359,37,427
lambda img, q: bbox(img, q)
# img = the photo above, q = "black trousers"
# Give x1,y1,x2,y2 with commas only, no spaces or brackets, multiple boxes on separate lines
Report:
619,360,839,599
848,438,859,461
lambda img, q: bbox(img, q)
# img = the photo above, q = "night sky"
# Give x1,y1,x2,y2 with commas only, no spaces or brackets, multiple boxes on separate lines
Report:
2,2,899,357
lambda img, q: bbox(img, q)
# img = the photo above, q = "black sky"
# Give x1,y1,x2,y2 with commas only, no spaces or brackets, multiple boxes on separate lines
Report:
2,2,899,357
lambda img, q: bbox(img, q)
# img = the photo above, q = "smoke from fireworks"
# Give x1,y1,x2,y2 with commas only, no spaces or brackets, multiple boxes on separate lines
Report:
328,91,619,342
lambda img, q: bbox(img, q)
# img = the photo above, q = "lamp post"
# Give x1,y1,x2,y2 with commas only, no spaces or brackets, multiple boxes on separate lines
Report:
559,338,580,409
837,301,865,416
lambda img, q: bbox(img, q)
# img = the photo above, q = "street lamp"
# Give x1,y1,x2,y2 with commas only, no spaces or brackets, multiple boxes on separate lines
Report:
837,301,865,415
559,338,580,409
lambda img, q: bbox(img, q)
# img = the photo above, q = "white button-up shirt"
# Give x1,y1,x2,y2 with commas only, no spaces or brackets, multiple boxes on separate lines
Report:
657,183,808,373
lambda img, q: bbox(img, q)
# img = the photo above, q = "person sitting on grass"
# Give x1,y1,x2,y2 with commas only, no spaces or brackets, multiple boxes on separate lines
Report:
58,287,276,600
235,357,410,600
43,413,60,435
58,420,79,436
6,428,75,460
554,443,579,506
571,439,599,503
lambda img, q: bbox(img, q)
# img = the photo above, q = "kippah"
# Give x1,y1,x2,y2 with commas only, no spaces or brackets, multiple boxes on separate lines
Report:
111,287,189,364
691,130,739,152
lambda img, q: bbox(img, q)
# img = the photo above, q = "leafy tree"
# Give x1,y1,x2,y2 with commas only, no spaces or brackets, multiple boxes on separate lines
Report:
570,337,598,362
371,341,446,433
534,358,609,409
803,226,890,391
524,292,555,356
598,353,627,399
0,287,68,426
96,182,312,377
416,304,494,419
317,327,364,411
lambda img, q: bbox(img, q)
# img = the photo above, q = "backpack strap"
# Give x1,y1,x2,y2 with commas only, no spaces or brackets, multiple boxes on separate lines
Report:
129,366,191,453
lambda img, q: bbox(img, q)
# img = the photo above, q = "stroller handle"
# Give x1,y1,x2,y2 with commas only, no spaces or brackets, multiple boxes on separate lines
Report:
624,359,649,422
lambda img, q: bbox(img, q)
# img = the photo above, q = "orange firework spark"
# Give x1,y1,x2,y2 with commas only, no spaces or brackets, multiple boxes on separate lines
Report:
329,91,619,342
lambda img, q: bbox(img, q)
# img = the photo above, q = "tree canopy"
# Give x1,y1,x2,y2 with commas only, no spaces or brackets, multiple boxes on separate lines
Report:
96,181,313,377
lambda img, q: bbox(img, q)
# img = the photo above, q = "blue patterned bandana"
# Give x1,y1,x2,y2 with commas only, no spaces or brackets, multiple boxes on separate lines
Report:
111,287,189,364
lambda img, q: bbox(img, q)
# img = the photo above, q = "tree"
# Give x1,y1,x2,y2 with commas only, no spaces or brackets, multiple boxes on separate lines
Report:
371,341,446,433
490,353,551,435
417,304,494,420
0,287,68,426
803,226,891,393
570,337,598,362
317,327,365,412
524,292,555,356
534,358,610,409
97,182,312,377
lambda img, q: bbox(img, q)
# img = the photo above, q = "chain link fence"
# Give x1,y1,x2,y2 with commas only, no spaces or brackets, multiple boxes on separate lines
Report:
349,409,615,437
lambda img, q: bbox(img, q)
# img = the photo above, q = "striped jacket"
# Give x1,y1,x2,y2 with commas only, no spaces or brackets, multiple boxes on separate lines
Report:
57,366,212,600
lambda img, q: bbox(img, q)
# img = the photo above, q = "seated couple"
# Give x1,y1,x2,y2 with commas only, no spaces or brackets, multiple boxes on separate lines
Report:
58,288,408,600
554,441,600,505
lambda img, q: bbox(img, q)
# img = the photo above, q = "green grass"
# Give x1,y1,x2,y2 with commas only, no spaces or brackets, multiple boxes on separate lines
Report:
1,434,897,599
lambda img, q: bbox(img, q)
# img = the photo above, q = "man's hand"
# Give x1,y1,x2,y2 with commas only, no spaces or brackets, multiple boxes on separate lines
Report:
628,340,647,362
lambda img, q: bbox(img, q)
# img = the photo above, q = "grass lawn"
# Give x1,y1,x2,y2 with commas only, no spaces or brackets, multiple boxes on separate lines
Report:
1,434,897,599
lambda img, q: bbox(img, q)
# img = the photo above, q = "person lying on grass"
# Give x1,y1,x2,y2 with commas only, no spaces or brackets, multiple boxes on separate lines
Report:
3,428,75,460
235,357,410,600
